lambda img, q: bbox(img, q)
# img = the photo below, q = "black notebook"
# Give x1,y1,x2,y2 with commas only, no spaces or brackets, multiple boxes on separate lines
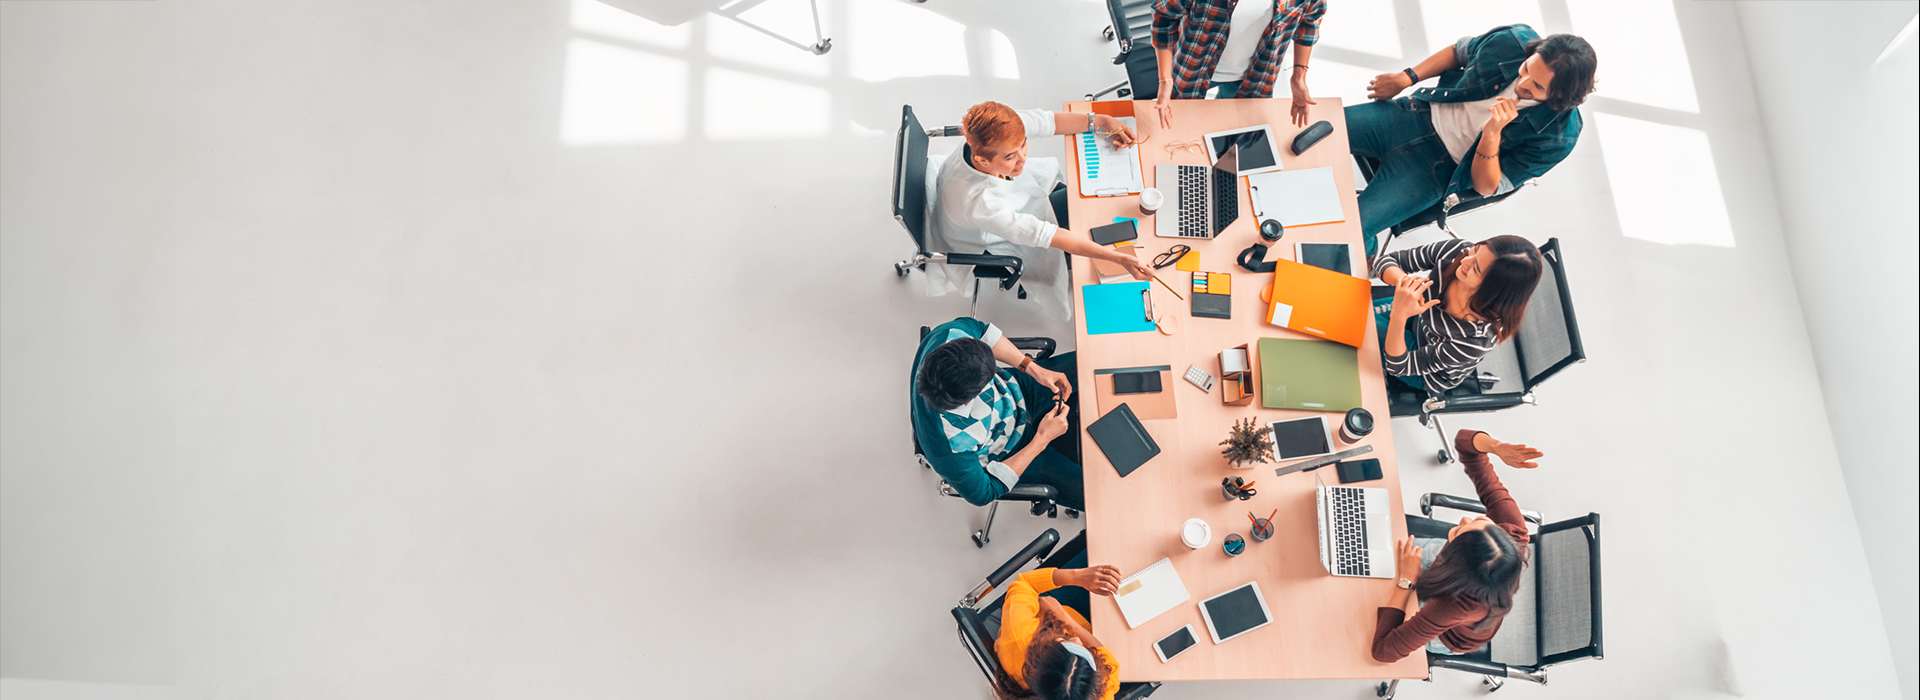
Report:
1087,402,1161,477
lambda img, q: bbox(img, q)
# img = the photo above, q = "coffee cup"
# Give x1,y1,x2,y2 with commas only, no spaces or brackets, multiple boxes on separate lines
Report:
1180,518,1212,550
1337,407,1374,446
1139,187,1164,214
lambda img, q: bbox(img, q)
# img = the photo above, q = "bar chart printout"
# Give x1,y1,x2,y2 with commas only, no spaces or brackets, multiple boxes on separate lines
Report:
1076,116,1143,197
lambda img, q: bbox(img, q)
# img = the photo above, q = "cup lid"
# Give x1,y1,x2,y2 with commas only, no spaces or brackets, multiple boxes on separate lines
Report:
1345,408,1374,433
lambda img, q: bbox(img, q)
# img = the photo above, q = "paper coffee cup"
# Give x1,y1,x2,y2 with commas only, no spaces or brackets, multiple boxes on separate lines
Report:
1180,518,1211,550
1139,187,1164,213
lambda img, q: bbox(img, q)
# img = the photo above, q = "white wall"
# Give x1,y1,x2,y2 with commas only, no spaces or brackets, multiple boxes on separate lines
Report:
1736,4,1920,699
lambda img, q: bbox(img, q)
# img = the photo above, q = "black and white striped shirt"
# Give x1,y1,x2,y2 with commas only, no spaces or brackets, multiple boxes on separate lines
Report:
1370,240,1497,391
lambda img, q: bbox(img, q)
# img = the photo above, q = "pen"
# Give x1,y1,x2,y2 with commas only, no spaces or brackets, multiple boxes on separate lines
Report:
1151,273,1185,300
1239,480,1256,490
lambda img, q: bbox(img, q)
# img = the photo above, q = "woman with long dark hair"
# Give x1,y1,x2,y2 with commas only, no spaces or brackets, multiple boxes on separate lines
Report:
994,563,1124,700
1371,235,1543,392
1372,429,1543,662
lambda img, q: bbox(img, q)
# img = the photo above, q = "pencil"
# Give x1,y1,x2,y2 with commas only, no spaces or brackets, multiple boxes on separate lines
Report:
1151,273,1185,300
1267,508,1277,522
1239,480,1255,490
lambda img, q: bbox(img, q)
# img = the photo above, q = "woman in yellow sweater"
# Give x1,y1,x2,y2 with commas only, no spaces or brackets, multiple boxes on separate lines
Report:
993,562,1124,700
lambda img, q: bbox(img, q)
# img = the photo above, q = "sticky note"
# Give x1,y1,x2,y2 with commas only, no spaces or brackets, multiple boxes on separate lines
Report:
1176,250,1200,272
1210,273,1231,295
1118,580,1144,596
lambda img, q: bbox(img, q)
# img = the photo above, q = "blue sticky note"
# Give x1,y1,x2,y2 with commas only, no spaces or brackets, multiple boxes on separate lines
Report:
1083,281,1155,335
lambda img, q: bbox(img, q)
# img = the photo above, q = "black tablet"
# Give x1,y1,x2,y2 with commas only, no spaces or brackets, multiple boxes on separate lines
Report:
1199,581,1274,644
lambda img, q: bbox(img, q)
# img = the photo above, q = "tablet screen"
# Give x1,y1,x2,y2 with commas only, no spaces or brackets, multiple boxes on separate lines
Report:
1210,130,1277,171
1299,242,1352,276
1270,417,1332,460
1155,626,1197,661
1202,583,1272,642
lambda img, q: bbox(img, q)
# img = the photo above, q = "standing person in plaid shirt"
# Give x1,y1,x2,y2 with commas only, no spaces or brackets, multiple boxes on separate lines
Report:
1149,0,1326,128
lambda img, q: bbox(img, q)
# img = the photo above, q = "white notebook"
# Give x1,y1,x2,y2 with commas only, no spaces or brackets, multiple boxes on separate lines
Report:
1246,166,1345,227
1114,557,1191,629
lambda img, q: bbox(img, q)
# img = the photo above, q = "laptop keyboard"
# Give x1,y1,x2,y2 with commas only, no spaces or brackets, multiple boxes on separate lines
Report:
1333,488,1371,577
1176,166,1209,238
1211,167,1240,235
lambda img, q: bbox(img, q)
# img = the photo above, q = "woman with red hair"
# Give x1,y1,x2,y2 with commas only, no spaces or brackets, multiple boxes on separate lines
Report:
925,101,1149,320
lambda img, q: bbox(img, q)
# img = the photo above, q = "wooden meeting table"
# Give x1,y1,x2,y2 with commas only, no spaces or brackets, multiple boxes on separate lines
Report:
1061,96,1427,682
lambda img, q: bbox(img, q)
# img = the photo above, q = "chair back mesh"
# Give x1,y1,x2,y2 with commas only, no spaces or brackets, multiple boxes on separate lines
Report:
1535,525,1596,658
893,106,931,253
1515,240,1579,388
1107,0,1157,47
1489,542,1539,667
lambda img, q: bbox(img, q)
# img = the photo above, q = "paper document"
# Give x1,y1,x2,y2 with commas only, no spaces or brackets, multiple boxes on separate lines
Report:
1115,558,1191,629
1247,166,1346,227
1074,117,1143,197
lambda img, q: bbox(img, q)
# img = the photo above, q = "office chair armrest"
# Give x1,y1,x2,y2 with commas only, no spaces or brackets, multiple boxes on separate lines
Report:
1116,681,1162,700
1421,493,1544,527
940,253,1024,274
960,529,1062,608
1009,336,1057,360
1038,530,1088,569
1424,393,1528,414
1428,654,1510,677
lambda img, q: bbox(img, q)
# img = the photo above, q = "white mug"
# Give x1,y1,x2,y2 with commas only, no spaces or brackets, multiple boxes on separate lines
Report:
1180,518,1212,550
1139,187,1164,214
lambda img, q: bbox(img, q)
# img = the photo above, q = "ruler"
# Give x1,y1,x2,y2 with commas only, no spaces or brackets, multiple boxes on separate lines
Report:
1273,444,1374,477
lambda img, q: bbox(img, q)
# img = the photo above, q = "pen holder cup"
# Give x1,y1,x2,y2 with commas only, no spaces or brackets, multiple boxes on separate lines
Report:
1223,533,1246,557
1251,518,1274,542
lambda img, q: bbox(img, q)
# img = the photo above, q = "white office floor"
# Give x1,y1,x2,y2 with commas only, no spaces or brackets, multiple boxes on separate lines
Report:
0,1,1907,699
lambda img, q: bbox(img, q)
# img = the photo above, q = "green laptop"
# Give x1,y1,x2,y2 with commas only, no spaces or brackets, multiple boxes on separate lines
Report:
1258,337,1362,412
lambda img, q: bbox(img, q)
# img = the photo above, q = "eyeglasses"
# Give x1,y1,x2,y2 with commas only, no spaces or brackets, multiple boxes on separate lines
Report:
1152,244,1191,269
1164,139,1206,159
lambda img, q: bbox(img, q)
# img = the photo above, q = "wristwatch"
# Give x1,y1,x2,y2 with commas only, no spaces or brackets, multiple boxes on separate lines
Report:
1396,577,1415,590
1088,112,1098,133
1402,68,1419,83
1018,356,1035,373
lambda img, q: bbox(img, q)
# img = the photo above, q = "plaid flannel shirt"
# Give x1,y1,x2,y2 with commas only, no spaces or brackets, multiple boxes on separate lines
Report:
1152,0,1325,99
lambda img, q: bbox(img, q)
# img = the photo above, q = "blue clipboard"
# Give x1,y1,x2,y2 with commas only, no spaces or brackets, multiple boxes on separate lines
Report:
1084,281,1155,335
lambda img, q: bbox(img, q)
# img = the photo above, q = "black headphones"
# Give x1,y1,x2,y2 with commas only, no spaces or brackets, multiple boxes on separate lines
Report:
1237,243,1276,273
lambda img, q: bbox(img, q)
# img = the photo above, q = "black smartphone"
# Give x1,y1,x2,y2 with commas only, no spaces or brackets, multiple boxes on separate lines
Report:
1154,625,1199,663
1337,458,1383,484
1113,371,1161,395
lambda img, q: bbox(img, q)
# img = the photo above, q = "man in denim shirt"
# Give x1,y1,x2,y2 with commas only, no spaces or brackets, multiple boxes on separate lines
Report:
1346,25,1597,256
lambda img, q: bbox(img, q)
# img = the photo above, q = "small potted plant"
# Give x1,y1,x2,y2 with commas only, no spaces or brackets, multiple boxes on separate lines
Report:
1219,417,1273,469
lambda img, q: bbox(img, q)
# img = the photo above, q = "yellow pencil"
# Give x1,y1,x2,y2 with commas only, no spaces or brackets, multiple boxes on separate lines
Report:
1151,273,1185,301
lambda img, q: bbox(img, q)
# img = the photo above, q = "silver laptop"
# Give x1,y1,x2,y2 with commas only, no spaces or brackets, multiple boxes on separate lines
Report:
1153,145,1240,239
1314,473,1395,579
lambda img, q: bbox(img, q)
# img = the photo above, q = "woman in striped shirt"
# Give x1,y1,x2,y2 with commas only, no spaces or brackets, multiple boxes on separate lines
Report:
1370,237,1542,391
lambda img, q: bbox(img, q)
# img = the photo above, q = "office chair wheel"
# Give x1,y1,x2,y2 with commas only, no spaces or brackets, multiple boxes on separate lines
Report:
1066,508,1080,519
1482,675,1505,692
972,530,988,548
1118,88,1132,98
1437,449,1453,464
811,38,832,55
1417,413,1431,427
1103,25,1115,41
1376,681,1394,698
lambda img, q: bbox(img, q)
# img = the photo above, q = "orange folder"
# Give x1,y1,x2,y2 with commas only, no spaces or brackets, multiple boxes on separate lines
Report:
1262,258,1369,347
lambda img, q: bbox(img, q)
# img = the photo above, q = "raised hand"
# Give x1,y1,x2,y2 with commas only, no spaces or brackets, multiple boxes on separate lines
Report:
1489,439,1544,469
1483,97,1518,136
1389,274,1439,320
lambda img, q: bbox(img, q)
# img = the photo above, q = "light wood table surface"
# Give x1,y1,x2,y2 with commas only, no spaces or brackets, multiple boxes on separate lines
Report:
1061,97,1427,682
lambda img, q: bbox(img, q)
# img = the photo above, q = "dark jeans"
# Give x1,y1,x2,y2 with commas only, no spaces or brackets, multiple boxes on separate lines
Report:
1210,80,1243,99
1345,98,1455,257
1041,549,1092,620
1009,351,1085,511
1050,182,1069,230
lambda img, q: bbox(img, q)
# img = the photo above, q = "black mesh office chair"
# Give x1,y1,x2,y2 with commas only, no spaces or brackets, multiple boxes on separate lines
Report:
1357,156,1537,261
893,105,1028,317
1383,238,1585,463
1378,494,1603,697
1088,0,1160,101
917,326,1079,548
953,529,1162,699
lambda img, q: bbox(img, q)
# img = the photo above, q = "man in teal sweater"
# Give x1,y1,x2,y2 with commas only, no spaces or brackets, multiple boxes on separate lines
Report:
911,317,1084,510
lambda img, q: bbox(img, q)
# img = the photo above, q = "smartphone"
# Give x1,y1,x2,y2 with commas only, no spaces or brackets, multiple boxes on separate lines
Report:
1113,371,1161,395
1337,457,1383,484
1154,624,1199,663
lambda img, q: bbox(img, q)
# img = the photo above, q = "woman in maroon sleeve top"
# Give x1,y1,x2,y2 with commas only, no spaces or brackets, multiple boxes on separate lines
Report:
1371,430,1543,663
